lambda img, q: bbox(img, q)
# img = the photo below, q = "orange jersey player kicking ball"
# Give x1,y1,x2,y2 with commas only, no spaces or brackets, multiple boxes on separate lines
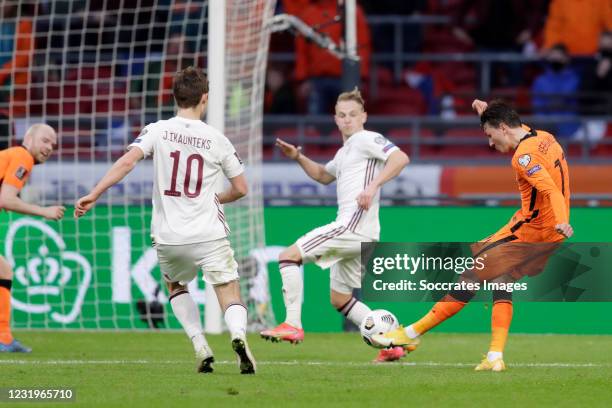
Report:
0,124,65,353
373,99,573,371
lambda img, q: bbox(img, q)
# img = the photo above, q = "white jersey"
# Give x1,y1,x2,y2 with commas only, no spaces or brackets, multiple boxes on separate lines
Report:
324,130,398,240
129,116,244,245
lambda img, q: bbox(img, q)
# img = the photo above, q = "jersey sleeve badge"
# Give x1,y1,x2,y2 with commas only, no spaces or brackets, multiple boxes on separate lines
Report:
15,166,28,180
374,136,387,145
526,164,542,176
518,154,531,167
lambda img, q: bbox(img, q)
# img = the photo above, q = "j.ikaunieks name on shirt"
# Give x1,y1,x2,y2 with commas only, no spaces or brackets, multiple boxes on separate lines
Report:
162,131,212,149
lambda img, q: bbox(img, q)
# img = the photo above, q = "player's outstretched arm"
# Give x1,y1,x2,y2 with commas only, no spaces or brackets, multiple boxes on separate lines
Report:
275,138,335,185
74,147,144,218
217,173,248,204
357,149,410,210
0,184,65,220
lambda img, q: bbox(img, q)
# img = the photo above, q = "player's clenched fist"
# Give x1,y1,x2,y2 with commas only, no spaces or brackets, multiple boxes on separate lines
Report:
275,138,301,160
42,205,65,221
555,223,574,238
471,99,488,116
356,184,377,210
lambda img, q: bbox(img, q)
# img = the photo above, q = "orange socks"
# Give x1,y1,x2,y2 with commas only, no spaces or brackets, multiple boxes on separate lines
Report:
0,280,13,344
413,294,467,335
489,301,513,353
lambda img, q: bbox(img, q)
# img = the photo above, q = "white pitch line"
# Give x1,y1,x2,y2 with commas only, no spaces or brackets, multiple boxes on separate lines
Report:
0,360,609,368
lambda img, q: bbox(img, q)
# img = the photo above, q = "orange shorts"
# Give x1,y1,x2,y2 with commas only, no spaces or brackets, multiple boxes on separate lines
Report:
465,220,563,282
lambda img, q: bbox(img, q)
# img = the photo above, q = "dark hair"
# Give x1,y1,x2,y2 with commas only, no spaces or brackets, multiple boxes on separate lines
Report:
480,99,522,128
172,66,209,108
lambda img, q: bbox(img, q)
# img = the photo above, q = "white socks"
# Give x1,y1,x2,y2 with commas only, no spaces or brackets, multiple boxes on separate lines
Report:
224,303,247,340
487,351,503,361
404,325,419,339
170,290,208,351
279,261,303,329
337,297,371,327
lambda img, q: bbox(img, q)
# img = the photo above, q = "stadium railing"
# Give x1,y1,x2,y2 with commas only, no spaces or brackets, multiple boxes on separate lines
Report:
263,114,612,164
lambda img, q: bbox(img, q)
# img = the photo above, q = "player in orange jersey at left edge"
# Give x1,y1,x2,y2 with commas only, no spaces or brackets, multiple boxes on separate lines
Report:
0,124,65,352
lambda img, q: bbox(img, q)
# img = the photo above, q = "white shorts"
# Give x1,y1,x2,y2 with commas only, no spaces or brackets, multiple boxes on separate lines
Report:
295,221,373,294
156,238,239,286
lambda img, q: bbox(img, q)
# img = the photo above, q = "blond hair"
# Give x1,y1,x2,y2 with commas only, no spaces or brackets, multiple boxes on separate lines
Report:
336,87,365,110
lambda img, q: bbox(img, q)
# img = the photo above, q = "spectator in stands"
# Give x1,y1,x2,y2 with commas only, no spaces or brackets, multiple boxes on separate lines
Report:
531,44,580,138
265,65,297,114
294,0,371,114
280,0,310,16
361,0,427,59
0,2,34,149
452,0,547,52
543,0,612,56
451,0,548,86
580,31,612,115
574,31,612,143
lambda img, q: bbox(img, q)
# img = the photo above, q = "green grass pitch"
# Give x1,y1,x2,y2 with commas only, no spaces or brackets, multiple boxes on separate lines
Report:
1,331,611,407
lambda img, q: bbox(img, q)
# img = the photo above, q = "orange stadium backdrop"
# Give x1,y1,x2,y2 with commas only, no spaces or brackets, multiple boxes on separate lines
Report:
441,165,612,203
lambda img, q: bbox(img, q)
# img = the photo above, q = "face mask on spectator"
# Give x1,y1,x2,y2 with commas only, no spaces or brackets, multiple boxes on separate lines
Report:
548,60,567,72
600,49,612,59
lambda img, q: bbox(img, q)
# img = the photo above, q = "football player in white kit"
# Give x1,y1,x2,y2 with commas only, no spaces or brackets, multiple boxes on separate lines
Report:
74,67,256,374
260,88,410,362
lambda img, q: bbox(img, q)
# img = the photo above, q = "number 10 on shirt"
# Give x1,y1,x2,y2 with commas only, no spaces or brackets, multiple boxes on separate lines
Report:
164,150,204,198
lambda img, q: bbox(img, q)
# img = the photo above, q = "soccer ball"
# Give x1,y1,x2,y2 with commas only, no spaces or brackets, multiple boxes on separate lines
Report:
359,309,399,348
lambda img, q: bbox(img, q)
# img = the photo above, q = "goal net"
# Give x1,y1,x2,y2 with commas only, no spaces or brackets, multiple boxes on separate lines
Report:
0,0,276,330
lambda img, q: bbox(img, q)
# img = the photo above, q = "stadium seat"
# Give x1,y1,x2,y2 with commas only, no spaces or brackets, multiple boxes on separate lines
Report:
491,87,532,113
370,86,427,115
373,65,394,86
57,128,95,159
443,127,483,138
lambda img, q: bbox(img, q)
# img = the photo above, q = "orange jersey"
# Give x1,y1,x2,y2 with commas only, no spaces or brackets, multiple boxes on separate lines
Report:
0,146,34,191
510,127,570,231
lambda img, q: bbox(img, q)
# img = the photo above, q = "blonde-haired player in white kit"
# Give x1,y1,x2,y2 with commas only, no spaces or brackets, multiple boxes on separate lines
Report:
75,67,256,374
261,89,410,362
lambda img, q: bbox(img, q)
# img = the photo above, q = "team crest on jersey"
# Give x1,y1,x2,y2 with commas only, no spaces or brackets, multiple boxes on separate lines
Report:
375,136,387,145
15,166,28,180
526,164,542,176
518,154,531,167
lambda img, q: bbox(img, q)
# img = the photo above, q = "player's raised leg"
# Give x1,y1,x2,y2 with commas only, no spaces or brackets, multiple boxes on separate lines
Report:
0,256,31,353
373,289,474,351
167,281,214,373
214,280,256,374
260,244,305,344
475,290,512,372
